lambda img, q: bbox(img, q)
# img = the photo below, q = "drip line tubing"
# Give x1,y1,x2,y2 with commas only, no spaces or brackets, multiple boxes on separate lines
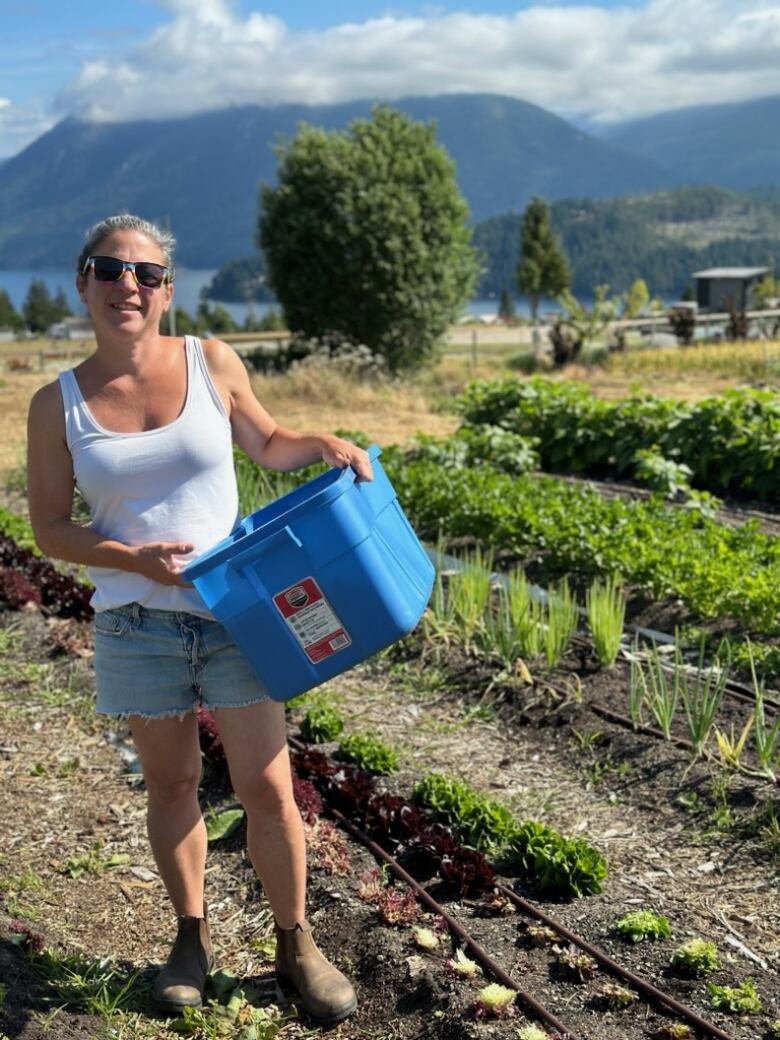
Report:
290,737,738,1040
329,803,580,1040
496,886,737,1040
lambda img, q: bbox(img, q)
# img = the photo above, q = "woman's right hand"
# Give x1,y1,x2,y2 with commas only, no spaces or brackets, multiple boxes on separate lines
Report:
131,542,195,586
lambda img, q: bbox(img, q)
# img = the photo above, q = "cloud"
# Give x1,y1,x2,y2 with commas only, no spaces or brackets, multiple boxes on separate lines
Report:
0,99,56,160
45,0,780,129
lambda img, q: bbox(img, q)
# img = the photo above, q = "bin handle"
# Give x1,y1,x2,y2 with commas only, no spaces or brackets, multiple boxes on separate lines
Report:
226,524,302,576
347,443,381,486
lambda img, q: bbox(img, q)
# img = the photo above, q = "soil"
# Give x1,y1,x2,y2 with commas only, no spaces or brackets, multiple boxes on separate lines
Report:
1,605,778,1040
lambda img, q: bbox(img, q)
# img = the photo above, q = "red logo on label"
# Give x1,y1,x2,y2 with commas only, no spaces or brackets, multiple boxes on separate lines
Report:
285,586,308,609
273,577,323,618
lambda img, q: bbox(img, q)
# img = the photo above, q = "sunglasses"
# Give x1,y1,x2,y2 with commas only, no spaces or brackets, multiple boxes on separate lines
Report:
81,255,172,290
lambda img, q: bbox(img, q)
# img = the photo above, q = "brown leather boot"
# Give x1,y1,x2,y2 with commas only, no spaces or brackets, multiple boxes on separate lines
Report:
274,920,357,1026
152,911,214,1012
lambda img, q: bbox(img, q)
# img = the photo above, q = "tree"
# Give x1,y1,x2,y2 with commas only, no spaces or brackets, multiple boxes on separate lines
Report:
52,288,73,322
259,105,477,372
622,278,650,318
0,289,22,331
754,273,779,309
197,301,238,335
550,285,616,366
498,287,516,324
22,279,58,333
516,198,569,323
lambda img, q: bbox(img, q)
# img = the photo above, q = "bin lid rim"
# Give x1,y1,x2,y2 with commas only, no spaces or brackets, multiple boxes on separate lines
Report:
183,444,381,581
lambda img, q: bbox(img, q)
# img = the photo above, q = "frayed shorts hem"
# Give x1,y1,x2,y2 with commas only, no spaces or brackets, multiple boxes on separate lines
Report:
97,693,273,721
93,603,271,717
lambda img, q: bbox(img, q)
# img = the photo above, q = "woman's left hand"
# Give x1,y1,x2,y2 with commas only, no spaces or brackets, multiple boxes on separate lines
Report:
321,437,373,481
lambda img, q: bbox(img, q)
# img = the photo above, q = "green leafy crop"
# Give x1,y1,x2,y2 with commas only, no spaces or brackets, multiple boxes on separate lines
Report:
670,938,719,975
614,910,671,942
707,979,761,1014
413,774,607,898
337,733,399,775
506,822,607,898
412,773,517,852
299,705,344,744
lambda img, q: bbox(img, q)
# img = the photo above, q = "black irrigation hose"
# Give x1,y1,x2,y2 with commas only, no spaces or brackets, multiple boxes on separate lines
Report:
287,734,578,1037
496,887,737,1040
290,735,740,1040
330,804,580,1040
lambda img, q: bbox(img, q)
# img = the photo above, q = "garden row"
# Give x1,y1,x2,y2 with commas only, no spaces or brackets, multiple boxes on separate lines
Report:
379,448,780,634
453,377,780,504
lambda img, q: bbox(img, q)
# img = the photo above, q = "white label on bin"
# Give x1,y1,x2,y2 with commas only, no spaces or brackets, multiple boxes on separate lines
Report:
272,577,352,664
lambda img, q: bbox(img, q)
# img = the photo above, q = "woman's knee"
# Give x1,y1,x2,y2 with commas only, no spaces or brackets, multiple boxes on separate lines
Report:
143,763,201,804
233,771,296,819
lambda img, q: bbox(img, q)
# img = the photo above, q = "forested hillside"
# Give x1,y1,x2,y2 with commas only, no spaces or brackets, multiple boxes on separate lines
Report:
474,186,780,298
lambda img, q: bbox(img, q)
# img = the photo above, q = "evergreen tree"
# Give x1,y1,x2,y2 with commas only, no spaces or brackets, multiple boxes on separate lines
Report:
260,105,477,372
52,288,73,321
22,279,57,333
498,287,516,324
517,197,570,322
0,289,22,331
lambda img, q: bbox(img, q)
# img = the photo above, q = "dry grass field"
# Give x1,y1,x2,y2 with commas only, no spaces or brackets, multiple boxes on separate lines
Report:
5,335,780,485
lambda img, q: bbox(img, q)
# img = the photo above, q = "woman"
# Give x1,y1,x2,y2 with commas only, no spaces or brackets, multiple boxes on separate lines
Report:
26,214,370,1026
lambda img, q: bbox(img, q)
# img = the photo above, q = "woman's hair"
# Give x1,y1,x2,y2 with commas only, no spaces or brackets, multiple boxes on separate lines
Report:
77,214,176,273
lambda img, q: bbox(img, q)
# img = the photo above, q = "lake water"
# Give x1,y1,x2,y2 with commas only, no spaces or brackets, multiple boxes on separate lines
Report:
0,268,530,324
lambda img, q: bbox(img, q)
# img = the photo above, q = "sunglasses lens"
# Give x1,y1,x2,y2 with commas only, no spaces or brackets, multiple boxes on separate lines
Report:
92,257,124,282
135,262,167,288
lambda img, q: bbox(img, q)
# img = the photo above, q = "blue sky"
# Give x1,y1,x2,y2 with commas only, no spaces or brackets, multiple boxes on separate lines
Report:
2,0,778,159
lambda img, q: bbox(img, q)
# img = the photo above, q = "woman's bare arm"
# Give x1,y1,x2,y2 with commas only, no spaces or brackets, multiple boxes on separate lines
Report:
202,339,373,479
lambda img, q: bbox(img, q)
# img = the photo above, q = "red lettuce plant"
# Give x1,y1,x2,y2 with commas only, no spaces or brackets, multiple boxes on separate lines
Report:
292,777,323,824
196,707,225,767
0,566,42,609
0,537,93,620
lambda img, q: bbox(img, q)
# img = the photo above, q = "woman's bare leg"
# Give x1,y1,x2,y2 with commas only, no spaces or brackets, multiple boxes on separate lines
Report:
128,713,206,917
214,700,306,927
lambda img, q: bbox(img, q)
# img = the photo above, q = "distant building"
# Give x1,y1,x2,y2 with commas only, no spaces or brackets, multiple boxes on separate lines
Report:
693,267,770,313
47,316,94,339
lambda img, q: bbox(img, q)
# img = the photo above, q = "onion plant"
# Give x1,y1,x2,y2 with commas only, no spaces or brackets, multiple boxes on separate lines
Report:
421,568,457,649
543,579,578,668
448,547,494,649
585,575,625,667
628,647,645,730
506,570,545,660
635,642,679,740
678,639,728,758
714,715,755,770
747,643,780,781
481,589,521,671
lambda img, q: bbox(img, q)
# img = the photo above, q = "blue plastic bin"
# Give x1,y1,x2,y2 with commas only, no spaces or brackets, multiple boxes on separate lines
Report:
183,445,434,701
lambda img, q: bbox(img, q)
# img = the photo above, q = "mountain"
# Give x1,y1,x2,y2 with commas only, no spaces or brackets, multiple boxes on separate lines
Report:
0,94,670,268
474,185,780,298
603,94,780,191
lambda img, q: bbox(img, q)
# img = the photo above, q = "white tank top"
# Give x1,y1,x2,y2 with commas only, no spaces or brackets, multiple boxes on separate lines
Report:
58,335,240,617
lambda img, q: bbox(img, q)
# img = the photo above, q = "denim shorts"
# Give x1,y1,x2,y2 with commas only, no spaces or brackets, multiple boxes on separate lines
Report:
93,602,270,718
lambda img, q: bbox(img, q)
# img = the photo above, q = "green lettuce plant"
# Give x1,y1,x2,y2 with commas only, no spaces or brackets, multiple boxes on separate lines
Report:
670,938,718,975
337,732,399,775
614,909,670,942
707,979,761,1014
299,705,344,744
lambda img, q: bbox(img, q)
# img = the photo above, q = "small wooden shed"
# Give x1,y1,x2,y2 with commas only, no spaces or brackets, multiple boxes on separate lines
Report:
693,267,770,313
